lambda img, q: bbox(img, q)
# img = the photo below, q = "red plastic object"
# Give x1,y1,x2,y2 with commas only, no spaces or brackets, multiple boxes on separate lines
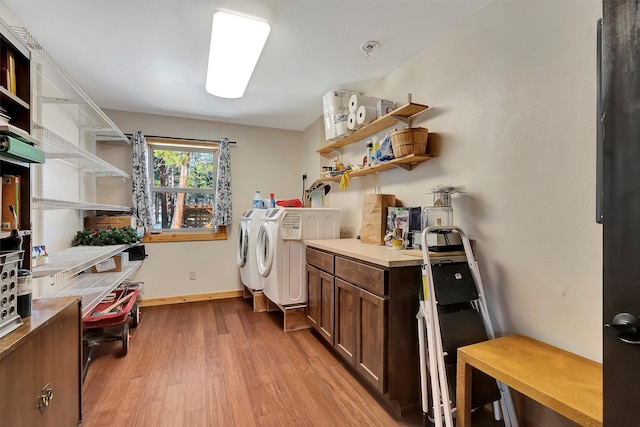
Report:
82,288,139,329
276,199,303,207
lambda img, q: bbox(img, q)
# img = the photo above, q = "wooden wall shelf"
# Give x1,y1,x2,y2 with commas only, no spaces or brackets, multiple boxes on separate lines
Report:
320,153,433,182
316,102,429,154
0,85,29,110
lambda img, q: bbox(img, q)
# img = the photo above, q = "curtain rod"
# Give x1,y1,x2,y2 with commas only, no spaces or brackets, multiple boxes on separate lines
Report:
125,133,236,144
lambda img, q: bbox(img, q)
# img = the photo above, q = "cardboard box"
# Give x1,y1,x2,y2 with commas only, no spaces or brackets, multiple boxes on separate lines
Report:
91,253,129,273
1,175,19,231
84,215,136,231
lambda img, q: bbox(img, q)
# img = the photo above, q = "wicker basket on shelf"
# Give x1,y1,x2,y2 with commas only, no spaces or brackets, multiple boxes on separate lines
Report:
389,127,429,157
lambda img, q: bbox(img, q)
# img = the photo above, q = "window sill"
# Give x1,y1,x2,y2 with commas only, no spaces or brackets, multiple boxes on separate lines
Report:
142,226,227,243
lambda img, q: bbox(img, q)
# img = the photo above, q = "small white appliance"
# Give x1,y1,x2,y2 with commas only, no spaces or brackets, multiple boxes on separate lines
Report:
236,209,269,290
256,208,340,306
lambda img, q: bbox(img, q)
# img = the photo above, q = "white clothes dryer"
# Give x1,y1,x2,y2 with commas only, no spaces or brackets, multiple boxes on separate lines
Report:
256,208,339,306
236,209,268,290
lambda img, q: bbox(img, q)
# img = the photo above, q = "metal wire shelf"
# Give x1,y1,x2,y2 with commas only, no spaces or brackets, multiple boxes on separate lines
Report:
10,26,129,144
32,245,129,284
32,123,130,178
32,197,131,212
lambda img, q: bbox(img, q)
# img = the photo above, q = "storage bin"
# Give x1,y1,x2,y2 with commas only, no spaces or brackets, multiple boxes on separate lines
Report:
389,127,429,157
84,215,136,230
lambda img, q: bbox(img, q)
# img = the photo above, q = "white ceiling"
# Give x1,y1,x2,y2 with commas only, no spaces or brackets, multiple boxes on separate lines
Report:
1,0,488,131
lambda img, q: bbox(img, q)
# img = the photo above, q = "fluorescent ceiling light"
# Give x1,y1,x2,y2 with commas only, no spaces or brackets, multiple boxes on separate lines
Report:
206,10,271,99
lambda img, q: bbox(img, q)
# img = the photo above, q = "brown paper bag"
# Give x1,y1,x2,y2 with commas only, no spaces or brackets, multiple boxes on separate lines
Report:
360,193,396,245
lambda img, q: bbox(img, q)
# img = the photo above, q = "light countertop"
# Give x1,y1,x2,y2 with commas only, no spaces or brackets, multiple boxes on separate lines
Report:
0,296,79,359
304,238,464,268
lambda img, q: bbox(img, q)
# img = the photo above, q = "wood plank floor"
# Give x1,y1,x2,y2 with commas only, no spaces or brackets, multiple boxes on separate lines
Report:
81,297,424,427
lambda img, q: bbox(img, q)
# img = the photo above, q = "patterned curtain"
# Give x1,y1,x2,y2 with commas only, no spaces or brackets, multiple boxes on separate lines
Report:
131,130,153,228
213,138,232,228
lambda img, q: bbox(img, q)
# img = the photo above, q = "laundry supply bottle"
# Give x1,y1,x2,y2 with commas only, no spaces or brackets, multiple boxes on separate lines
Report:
270,193,276,208
253,191,262,208
372,136,380,163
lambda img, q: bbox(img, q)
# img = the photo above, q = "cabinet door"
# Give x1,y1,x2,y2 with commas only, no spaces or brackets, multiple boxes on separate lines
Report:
334,278,357,365
356,288,387,393
41,302,81,426
0,328,45,426
0,302,81,427
306,264,320,329
318,269,335,344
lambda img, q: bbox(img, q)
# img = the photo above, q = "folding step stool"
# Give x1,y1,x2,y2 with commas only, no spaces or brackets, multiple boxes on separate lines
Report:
416,226,519,427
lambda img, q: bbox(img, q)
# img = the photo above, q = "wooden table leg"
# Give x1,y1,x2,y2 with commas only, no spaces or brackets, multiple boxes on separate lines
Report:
457,353,473,427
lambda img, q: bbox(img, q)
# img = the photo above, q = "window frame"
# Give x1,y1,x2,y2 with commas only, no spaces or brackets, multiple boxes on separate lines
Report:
143,137,227,242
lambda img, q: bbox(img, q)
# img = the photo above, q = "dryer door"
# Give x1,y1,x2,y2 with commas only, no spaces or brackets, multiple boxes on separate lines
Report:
236,221,248,267
256,222,274,277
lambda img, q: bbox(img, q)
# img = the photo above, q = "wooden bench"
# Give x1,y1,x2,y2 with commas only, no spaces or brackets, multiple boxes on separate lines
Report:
456,334,602,427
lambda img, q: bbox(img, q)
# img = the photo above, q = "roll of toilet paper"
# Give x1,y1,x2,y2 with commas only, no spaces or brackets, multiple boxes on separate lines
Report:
347,113,359,130
324,117,336,141
324,90,351,113
336,120,351,138
356,105,377,126
348,94,379,113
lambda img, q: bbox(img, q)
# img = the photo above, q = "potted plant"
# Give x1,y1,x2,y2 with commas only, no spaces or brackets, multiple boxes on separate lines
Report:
73,226,141,246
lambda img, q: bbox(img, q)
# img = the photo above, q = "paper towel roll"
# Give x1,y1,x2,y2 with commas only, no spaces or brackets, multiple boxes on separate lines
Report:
347,113,359,130
356,105,377,126
348,94,379,113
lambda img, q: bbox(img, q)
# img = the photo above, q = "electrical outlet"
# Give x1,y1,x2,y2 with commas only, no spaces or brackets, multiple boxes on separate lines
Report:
189,271,196,280
302,173,307,180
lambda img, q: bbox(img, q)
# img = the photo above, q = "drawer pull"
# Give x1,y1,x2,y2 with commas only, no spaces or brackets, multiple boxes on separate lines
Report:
37,383,54,414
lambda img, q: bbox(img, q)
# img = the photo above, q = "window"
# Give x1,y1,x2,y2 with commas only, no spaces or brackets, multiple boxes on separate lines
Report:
147,138,217,231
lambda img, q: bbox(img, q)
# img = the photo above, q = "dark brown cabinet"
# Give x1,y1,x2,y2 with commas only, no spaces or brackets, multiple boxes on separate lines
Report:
335,277,387,393
0,297,81,426
334,277,357,364
306,246,421,417
356,285,386,393
0,22,39,270
306,263,334,344
0,21,30,134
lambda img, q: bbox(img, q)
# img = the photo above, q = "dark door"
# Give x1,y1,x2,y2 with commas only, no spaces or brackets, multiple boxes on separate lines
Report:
335,278,357,365
356,288,387,393
602,1,640,424
306,264,320,329
318,269,335,344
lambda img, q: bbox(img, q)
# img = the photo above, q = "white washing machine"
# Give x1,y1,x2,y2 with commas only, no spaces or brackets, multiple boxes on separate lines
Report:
236,209,269,290
256,208,340,306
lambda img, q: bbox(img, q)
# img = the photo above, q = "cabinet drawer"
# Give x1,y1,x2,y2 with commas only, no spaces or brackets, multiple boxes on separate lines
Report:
306,247,334,273
335,256,386,296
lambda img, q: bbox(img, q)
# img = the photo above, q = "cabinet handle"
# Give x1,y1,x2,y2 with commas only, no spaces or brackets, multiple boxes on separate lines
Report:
37,383,54,414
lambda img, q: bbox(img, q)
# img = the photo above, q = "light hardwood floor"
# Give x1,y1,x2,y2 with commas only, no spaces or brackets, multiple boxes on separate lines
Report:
81,297,423,427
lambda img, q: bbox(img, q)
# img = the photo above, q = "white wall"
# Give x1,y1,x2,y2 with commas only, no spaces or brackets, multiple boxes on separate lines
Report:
100,110,305,301
303,2,601,425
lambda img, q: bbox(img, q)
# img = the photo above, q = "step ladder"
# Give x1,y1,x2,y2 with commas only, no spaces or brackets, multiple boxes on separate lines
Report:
416,226,519,427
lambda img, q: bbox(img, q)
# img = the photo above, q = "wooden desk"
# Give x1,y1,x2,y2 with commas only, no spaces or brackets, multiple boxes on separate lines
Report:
456,334,602,427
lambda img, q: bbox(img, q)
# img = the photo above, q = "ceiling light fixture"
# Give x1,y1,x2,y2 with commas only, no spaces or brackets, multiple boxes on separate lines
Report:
205,10,271,99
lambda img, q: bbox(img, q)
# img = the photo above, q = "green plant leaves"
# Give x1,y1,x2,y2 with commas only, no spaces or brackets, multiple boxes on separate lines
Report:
73,226,141,246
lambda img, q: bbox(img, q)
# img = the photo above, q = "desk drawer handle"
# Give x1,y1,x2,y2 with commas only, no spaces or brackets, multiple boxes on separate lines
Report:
605,312,640,344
